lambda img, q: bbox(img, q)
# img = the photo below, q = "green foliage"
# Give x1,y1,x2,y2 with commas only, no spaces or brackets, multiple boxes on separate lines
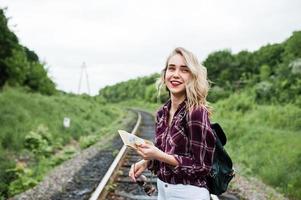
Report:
202,30,301,105
24,62,56,95
3,49,30,86
207,86,230,102
235,50,256,74
144,84,157,102
79,135,99,149
98,73,170,103
212,92,301,199
23,47,39,62
283,31,301,63
24,125,53,158
203,49,237,87
259,64,271,81
50,146,78,166
289,58,301,75
254,81,274,102
0,8,56,94
7,164,38,196
254,43,284,68
0,9,19,89
0,150,16,198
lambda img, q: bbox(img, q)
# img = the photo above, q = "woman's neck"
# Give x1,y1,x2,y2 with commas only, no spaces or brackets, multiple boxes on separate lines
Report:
170,94,186,113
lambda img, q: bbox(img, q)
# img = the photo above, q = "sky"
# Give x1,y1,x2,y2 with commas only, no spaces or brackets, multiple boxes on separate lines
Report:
1,0,301,95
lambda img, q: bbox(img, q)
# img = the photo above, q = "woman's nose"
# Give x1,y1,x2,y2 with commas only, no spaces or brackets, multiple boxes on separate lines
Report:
172,69,180,77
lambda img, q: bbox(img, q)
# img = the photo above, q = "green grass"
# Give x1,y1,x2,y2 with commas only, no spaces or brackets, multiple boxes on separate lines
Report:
0,87,120,152
212,92,301,199
0,87,136,198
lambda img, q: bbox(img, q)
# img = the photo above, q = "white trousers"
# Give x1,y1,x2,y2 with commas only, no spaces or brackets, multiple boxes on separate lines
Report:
157,178,210,200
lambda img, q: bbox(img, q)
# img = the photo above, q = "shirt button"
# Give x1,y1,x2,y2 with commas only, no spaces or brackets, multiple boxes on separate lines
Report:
165,184,168,188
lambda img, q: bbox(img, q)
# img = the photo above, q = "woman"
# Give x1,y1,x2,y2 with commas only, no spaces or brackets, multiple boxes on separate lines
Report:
129,47,216,200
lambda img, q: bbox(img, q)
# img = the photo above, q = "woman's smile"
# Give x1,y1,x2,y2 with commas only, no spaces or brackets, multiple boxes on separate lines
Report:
170,80,183,87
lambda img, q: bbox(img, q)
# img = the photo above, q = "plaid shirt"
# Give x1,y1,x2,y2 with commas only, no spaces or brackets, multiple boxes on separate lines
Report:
148,98,216,189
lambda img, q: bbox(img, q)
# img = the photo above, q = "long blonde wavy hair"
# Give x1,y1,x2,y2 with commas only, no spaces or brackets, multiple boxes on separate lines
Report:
156,47,212,116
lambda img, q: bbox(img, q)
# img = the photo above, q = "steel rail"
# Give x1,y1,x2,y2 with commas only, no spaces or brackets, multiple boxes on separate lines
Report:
89,111,141,200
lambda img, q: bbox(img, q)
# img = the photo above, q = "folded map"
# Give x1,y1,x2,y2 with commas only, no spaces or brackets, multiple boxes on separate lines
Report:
118,130,153,150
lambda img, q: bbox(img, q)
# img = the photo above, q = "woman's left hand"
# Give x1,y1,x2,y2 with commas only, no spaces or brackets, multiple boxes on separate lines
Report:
136,143,164,160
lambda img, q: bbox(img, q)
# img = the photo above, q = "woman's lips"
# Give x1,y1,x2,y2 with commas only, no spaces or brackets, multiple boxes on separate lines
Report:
170,81,182,87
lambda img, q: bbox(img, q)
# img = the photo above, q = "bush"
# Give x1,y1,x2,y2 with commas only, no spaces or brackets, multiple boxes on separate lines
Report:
24,125,53,158
208,86,230,102
217,91,254,113
144,84,157,103
79,135,99,149
254,81,274,103
7,164,38,196
0,151,16,199
50,146,78,166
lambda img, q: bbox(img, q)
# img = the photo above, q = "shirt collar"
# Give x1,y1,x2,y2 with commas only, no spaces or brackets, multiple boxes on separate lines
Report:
163,97,187,116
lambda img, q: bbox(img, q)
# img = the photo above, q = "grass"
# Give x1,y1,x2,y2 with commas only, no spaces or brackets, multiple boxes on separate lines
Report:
0,87,136,198
0,87,120,152
212,92,301,199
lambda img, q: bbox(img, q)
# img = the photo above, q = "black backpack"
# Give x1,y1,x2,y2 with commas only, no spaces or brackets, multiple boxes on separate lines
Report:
207,123,235,195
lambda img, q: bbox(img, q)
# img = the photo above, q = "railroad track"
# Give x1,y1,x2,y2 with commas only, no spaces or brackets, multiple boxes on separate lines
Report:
89,111,156,200
89,110,241,200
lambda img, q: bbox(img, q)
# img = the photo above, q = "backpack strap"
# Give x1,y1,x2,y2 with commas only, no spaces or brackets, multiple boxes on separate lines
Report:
211,123,227,146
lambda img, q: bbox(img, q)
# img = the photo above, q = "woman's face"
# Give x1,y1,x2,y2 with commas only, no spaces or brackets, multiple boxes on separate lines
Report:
165,54,192,98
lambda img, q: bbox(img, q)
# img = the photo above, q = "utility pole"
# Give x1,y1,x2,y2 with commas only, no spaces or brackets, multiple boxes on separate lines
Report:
77,62,91,95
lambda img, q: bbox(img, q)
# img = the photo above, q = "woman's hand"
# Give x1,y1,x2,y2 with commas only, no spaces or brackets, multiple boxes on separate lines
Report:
137,143,179,167
129,159,148,182
136,143,164,161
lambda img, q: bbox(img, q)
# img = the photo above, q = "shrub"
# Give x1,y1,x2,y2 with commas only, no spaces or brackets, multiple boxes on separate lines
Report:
0,151,16,199
254,81,274,103
208,86,230,102
24,125,53,158
79,135,99,149
7,163,38,196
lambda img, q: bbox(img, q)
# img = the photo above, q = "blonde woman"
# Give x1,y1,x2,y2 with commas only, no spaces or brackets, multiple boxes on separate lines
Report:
129,47,216,200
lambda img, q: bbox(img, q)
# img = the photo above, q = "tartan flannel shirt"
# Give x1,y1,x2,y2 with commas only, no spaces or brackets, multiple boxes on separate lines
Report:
148,98,216,189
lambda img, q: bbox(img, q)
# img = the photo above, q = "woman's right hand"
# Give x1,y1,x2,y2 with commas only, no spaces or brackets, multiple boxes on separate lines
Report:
129,159,148,182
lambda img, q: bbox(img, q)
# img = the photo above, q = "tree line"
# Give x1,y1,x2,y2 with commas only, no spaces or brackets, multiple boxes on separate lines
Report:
98,31,301,106
0,8,56,95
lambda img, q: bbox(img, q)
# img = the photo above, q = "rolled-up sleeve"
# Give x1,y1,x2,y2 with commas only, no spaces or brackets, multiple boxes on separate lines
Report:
171,107,216,177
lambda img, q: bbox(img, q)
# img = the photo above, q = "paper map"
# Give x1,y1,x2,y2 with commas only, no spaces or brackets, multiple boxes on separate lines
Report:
118,130,153,150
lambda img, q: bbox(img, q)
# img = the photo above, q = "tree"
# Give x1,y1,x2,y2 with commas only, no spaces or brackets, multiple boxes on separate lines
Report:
252,43,284,79
0,8,56,94
203,50,236,87
283,31,301,63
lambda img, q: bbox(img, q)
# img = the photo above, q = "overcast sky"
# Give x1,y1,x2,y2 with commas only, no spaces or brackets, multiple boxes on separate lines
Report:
1,0,301,95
